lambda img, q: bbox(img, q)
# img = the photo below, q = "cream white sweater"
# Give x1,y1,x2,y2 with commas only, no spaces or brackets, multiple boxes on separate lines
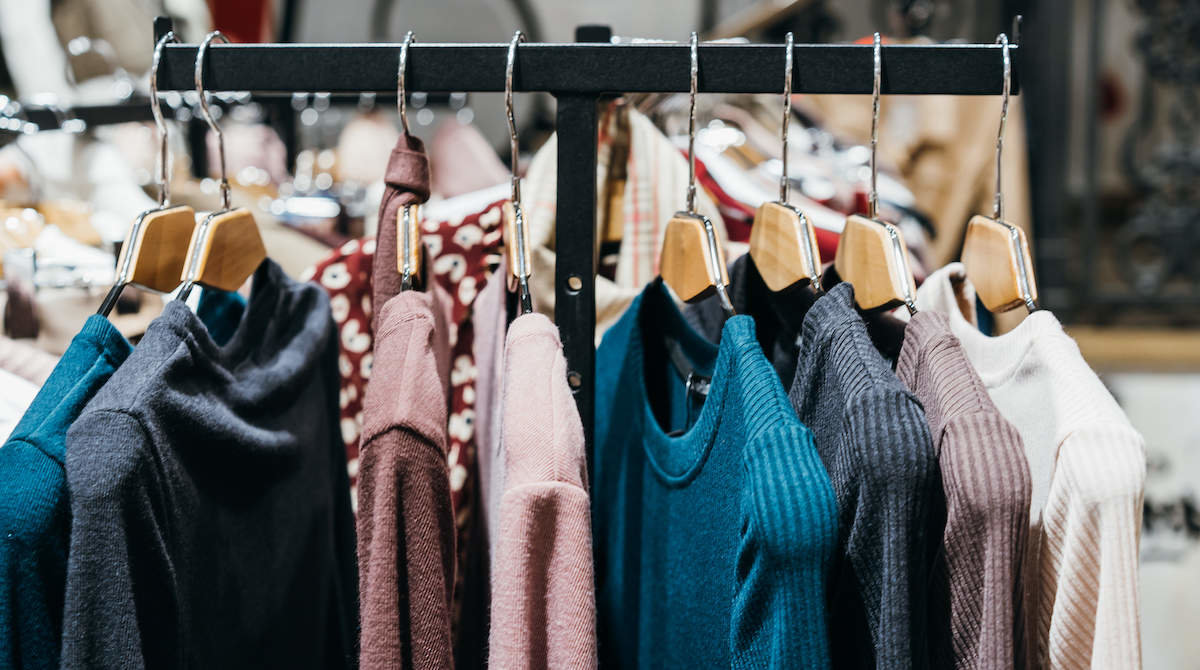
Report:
916,264,1145,669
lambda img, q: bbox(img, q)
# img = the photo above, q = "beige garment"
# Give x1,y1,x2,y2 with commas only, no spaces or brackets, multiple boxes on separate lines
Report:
0,335,58,385
523,104,727,342
801,42,1031,268
918,264,1145,670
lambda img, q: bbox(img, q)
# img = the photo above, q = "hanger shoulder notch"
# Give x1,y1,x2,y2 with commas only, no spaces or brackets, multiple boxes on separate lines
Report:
127,205,197,292
835,214,916,311
184,207,266,293
962,214,1038,312
660,211,729,303
749,201,821,292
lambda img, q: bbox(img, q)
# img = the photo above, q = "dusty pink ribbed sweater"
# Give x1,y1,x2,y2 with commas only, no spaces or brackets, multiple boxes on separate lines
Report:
357,284,455,670
489,313,597,669
896,311,1032,669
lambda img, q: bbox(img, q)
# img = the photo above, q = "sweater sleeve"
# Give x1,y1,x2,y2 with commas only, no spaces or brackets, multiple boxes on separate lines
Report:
61,410,172,670
356,426,455,670
734,424,838,669
938,411,1031,669
842,388,941,669
1038,422,1144,670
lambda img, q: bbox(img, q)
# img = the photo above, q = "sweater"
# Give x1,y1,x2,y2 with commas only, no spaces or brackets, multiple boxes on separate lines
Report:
489,313,596,669
896,311,1032,669
788,283,942,669
0,291,243,670
61,260,357,670
917,264,1145,669
356,283,455,670
593,279,838,668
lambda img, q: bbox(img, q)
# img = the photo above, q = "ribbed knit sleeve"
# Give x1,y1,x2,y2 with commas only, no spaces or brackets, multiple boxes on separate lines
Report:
357,288,455,670
841,388,941,668
490,314,596,669
1039,421,1144,669
736,423,838,668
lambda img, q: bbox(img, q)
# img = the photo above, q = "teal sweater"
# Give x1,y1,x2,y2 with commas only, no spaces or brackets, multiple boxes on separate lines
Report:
592,280,838,668
0,291,243,670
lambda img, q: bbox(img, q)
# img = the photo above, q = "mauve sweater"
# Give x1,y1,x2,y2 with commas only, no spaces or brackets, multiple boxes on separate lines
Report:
896,311,1032,669
357,284,455,670
489,313,596,668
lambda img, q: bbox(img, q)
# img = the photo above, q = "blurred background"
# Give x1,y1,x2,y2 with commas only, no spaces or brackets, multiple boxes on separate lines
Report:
0,1,1195,665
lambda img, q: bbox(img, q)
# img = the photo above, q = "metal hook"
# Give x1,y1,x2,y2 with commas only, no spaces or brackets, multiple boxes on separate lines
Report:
151,31,178,207
195,31,232,211
993,32,1010,221
398,31,415,136
505,30,533,314
506,31,525,206
686,31,699,214
780,31,793,203
869,32,881,219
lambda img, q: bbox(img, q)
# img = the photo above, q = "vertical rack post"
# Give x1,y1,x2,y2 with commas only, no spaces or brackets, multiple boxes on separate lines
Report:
554,92,599,468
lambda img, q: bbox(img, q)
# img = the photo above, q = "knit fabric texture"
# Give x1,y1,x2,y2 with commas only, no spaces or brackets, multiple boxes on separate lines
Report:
896,311,1032,669
593,279,837,668
0,291,243,670
917,264,1145,669
61,260,357,670
357,283,455,670
489,312,596,668
788,282,942,669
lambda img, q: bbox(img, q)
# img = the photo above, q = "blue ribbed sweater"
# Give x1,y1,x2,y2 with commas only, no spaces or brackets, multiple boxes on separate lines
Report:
0,291,243,670
592,279,838,668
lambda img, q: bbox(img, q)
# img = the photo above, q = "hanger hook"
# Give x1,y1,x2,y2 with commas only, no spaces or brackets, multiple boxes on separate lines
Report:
505,30,525,206
195,31,232,211
398,31,415,136
869,32,881,219
686,31,699,214
780,32,793,203
150,30,178,207
993,32,1010,221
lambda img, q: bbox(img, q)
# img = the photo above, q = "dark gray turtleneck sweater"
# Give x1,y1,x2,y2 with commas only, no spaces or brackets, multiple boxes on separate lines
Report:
62,259,358,670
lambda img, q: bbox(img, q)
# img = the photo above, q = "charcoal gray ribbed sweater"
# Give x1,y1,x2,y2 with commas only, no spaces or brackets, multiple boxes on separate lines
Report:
896,311,1031,669
788,283,941,669
62,259,358,670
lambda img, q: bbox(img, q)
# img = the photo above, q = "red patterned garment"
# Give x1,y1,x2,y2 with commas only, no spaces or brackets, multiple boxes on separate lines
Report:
301,201,506,521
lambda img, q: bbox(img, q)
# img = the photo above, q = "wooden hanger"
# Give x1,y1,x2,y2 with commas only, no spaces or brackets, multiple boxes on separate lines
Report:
660,33,735,312
176,32,267,301
961,33,1038,313
833,33,917,313
748,32,823,293
98,31,200,316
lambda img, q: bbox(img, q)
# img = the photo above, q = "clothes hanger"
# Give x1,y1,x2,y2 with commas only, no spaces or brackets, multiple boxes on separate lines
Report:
396,31,424,292
658,32,734,314
748,32,823,294
176,32,267,301
97,31,198,316
961,31,1039,313
833,33,917,314
503,30,534,315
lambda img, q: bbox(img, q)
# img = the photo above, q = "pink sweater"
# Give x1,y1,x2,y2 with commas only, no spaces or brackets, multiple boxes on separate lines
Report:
489,313,597,669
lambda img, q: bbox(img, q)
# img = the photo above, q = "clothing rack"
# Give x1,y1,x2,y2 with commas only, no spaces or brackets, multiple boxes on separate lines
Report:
148,16,1020,469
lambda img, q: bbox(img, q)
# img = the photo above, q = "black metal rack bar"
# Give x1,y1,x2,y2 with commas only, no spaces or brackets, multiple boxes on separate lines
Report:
148,17,1020,464
21,100,154,130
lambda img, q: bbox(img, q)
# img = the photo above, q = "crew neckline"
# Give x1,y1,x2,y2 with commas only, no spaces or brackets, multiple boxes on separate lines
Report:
631,280,734,486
